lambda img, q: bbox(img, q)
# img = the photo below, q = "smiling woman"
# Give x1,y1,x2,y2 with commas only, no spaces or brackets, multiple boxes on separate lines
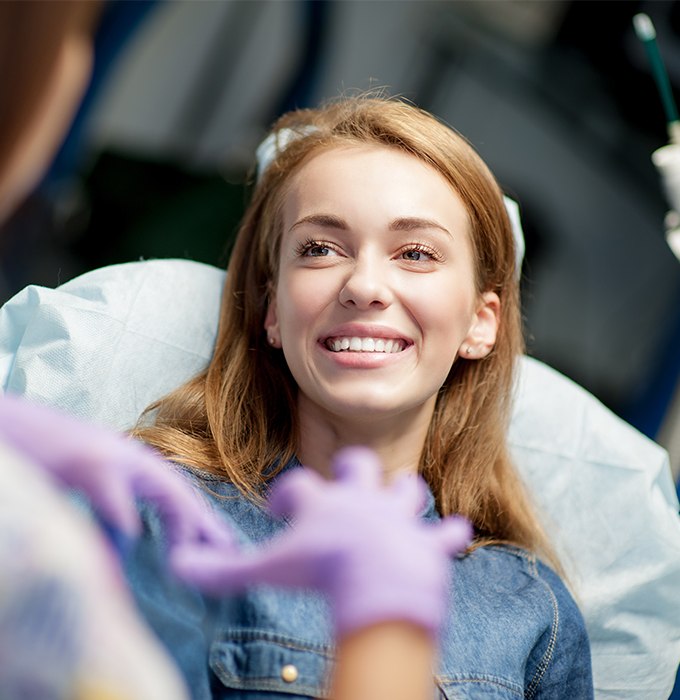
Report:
131,96,593,698
266,145,499,472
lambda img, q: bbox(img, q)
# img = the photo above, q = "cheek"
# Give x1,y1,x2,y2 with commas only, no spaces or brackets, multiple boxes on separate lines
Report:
409,278,477,343
277,273,331,336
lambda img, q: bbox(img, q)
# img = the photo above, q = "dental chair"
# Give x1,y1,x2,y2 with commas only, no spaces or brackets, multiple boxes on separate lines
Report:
1,257,679,698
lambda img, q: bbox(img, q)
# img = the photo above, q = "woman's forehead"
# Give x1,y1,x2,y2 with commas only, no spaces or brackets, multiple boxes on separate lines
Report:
282,144,470,230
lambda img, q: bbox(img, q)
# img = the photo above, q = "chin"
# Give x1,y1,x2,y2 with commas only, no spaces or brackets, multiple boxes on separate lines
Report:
321,392,434,422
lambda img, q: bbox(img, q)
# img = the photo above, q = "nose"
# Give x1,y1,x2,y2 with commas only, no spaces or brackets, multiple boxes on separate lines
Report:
338,258,394,309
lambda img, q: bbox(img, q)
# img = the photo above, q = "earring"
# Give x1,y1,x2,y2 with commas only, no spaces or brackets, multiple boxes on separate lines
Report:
465,346,473,355
268,335,276,346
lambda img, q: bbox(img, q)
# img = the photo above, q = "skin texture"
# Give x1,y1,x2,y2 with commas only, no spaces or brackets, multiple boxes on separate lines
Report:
265,145,500,480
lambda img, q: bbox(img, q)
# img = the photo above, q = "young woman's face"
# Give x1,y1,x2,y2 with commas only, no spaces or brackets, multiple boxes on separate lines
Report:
265,145,499,424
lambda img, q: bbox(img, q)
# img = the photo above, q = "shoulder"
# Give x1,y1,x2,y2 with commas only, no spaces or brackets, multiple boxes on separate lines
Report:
438,545,593,698
455,544,583,614
473,545,585,619
450,544,588,641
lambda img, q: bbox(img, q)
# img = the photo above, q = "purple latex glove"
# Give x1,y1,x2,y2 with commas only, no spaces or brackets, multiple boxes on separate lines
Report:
173,446,472,638
0,394,234,553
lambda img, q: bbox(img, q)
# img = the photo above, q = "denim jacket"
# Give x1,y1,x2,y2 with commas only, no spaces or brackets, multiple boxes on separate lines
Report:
123,462,593,699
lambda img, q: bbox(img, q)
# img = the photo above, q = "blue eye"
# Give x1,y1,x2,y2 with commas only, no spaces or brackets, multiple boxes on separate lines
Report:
401,245,440,262
295,238,340,258
402,249,429,261
306,244,332,257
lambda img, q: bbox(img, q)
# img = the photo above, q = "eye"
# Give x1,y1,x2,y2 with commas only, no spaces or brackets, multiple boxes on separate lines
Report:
402,249,428,261
399,244,442,263
295,239,340,257
307,244,333,257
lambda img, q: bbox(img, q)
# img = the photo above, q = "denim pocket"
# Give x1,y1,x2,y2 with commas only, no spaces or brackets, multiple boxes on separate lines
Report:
210,629,334,698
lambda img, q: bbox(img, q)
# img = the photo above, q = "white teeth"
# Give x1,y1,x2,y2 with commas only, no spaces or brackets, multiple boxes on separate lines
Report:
326,336,405,353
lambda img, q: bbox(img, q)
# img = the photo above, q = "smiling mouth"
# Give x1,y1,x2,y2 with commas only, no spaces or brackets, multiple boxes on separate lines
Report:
324,336,407,353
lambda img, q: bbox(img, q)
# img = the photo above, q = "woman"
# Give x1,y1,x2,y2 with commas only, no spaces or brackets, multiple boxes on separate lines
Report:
130,95,593,698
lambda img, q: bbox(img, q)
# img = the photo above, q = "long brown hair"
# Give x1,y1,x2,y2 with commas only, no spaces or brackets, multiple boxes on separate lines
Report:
133,95,555,565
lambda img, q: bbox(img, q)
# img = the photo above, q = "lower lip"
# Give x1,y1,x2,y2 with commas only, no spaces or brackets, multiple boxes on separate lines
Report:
318,341,412,368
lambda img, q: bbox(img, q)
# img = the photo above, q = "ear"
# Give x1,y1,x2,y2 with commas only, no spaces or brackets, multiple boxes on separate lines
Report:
460,291,500,359
264,294,281,348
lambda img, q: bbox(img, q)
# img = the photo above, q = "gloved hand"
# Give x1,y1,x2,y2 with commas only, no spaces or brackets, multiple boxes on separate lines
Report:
0,393,234,554
173,446,472,638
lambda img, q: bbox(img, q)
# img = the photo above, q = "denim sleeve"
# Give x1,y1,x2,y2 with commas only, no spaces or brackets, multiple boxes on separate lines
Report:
526,563,594,699
121,504,215,700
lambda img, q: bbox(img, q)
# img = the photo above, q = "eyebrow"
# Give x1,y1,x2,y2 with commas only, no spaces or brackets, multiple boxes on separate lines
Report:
289,214,451,237
389,217,451,237
289,214,348,231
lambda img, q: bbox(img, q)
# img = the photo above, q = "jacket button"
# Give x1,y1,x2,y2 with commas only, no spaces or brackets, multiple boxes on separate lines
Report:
281,664,299,683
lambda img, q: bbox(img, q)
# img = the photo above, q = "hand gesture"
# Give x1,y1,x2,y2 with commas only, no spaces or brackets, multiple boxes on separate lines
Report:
173,446,472,637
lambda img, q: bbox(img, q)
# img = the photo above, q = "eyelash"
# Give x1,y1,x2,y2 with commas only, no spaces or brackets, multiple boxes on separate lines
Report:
294,238,444,262
295,238,339,257
399,242,443,263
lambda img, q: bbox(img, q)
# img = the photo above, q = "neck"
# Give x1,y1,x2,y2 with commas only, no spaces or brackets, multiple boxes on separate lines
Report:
295,397,436,481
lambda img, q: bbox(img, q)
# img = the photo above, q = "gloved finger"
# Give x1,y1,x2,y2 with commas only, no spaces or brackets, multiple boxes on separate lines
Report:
266,468,324,519
162,498,237,550
191,513,238,548
130,456,192,507
166,494,238,550
432,516,474,556
0,396,72,463
129,452,218,543
85,473,142,539
331,446,382,488
387,473,428,515
170,537,309,593
170,545,249,593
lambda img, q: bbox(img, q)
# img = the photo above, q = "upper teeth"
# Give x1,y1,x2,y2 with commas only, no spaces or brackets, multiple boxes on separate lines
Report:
326,337,405,353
